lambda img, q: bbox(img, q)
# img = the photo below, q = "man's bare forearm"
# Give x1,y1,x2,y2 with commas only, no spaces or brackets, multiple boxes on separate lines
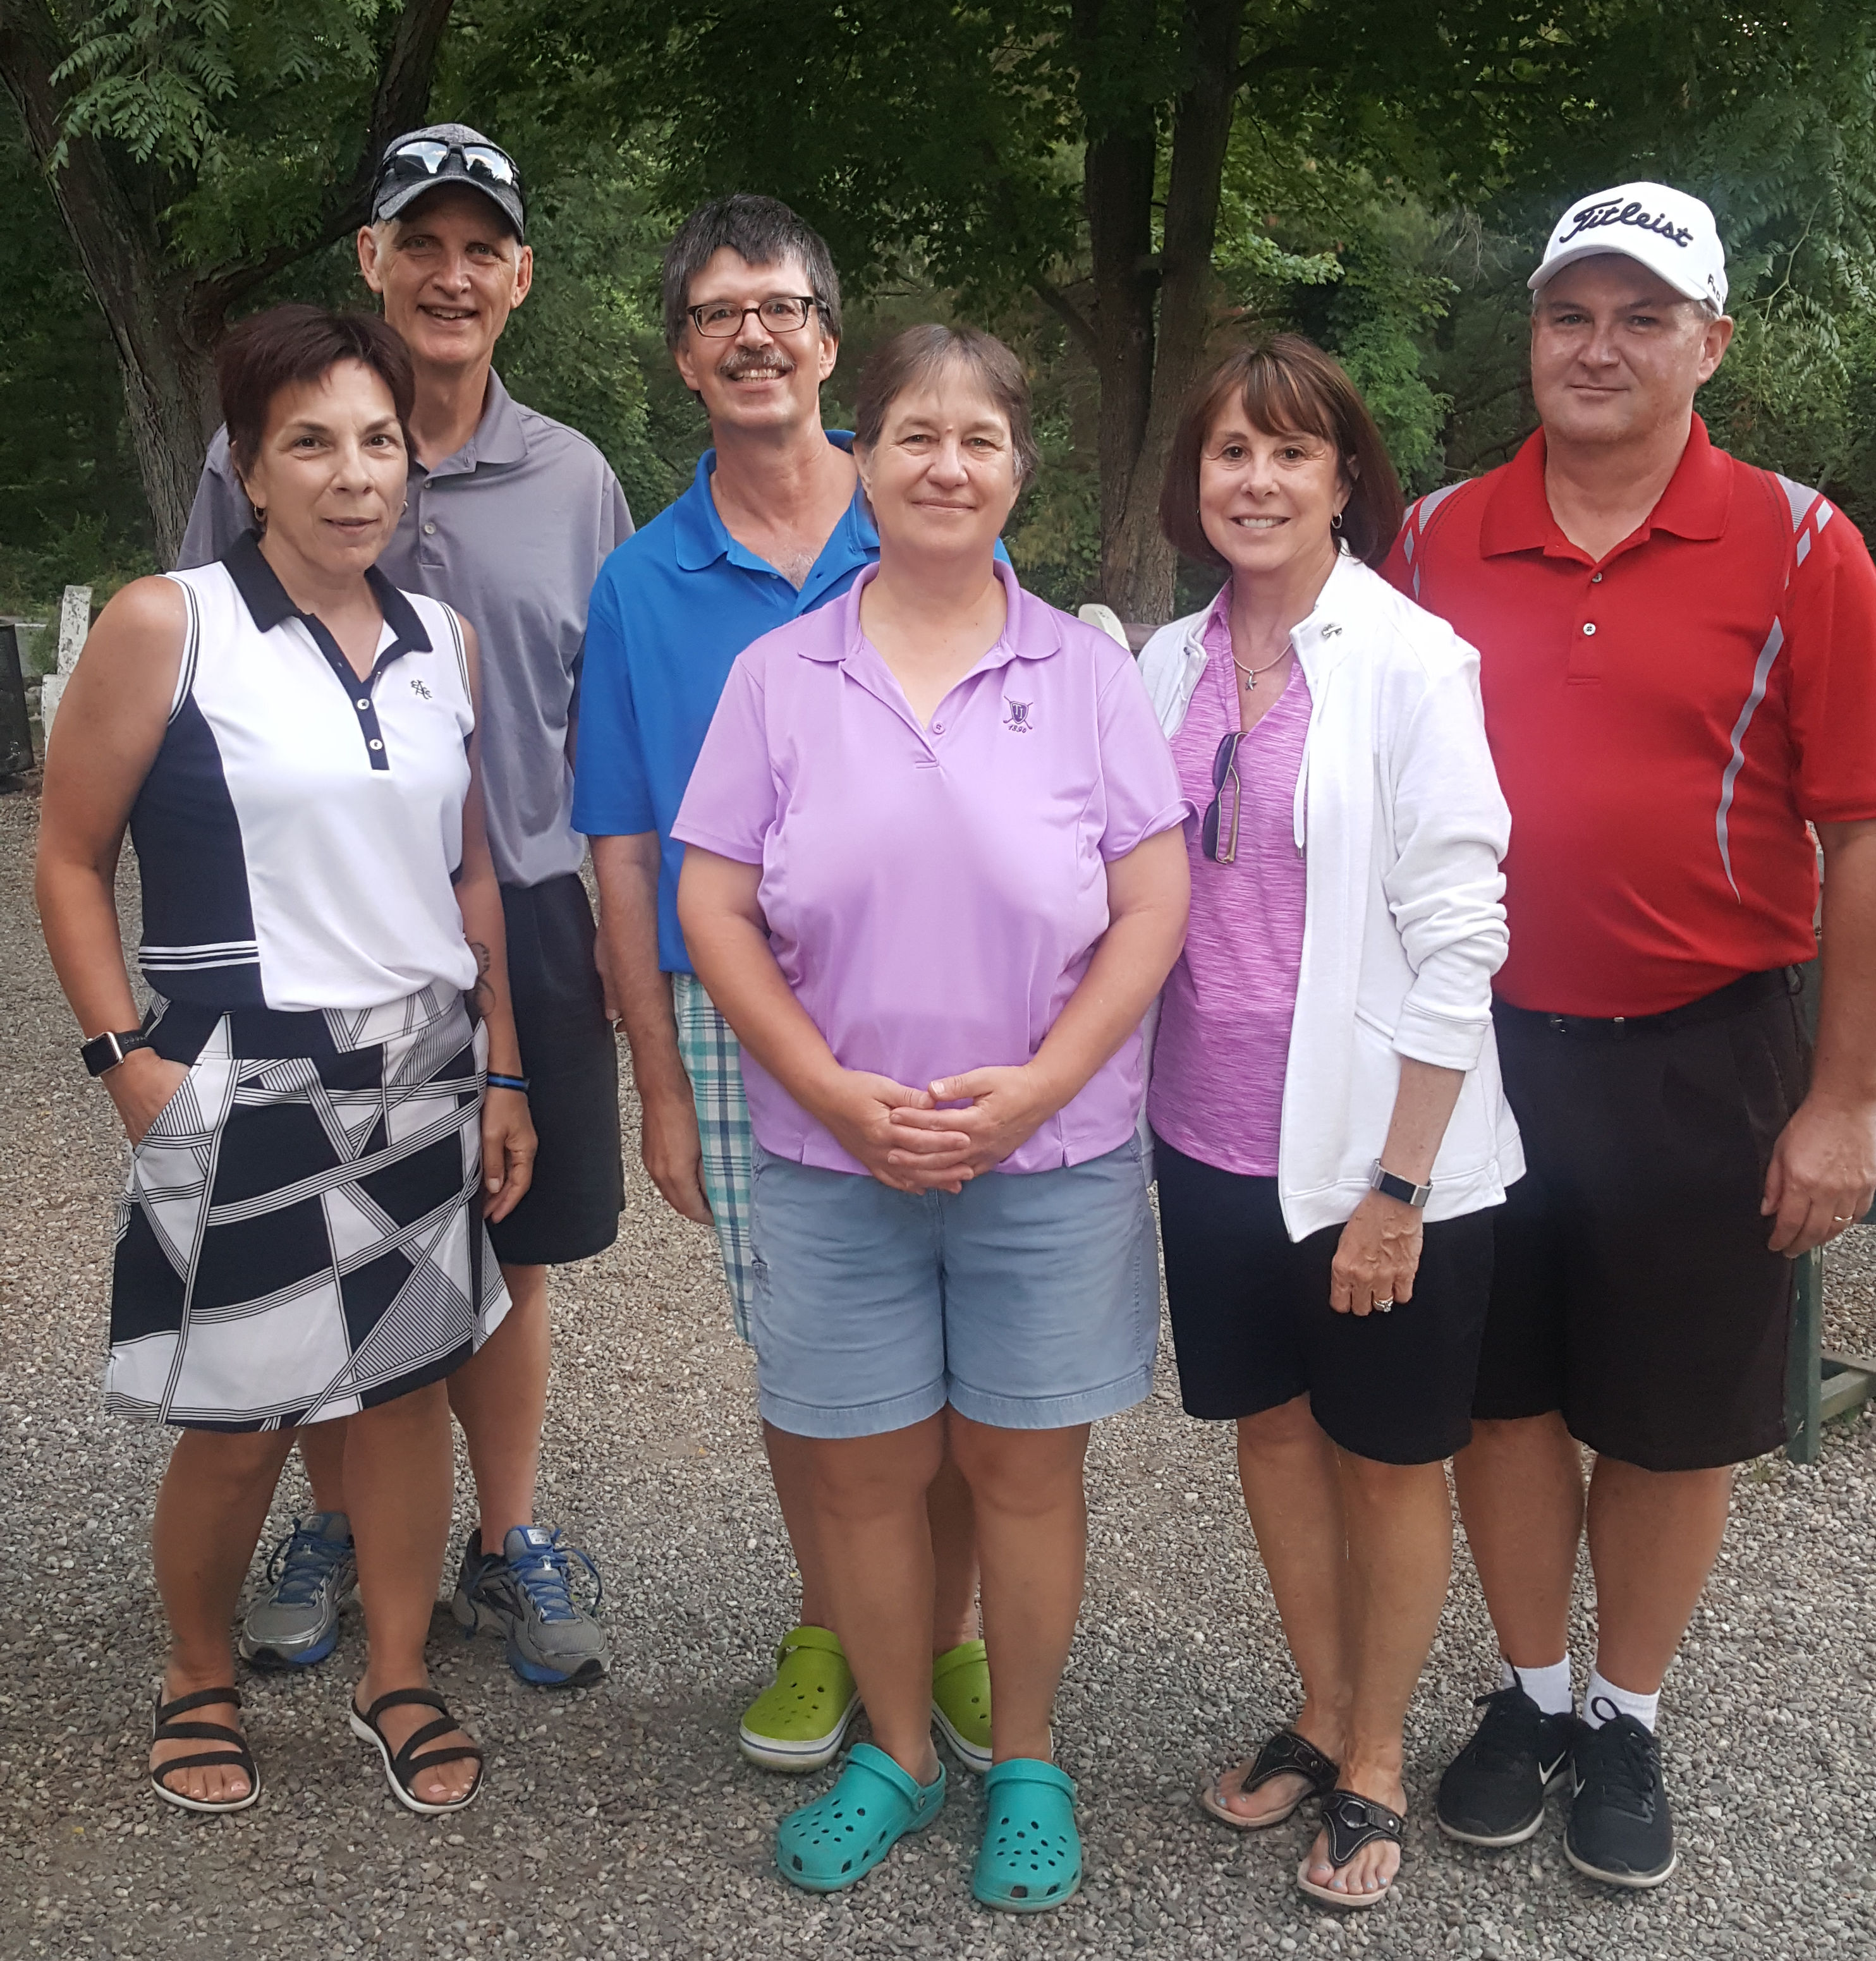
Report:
1813,820,1876,1110
591,833,689,1102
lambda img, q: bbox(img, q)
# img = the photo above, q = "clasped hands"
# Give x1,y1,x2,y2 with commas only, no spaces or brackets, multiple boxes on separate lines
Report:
816,1063,1064,1194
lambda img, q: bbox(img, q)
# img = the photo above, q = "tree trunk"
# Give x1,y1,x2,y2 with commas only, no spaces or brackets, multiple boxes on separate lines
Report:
1076,0,1244,624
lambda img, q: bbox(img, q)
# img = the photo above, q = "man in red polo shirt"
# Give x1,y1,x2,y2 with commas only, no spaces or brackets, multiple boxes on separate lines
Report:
1384,181,1876,1889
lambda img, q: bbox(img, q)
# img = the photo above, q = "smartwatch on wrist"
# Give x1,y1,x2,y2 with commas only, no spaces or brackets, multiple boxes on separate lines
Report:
1369,1159,1432,1209
81,1028,152,1078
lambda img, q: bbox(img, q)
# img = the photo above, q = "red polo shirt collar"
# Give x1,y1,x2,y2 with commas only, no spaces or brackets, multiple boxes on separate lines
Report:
1480,415,1735,564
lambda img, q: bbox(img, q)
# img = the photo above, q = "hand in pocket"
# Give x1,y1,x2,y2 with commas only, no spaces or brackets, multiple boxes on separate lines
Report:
107,1052,193,1144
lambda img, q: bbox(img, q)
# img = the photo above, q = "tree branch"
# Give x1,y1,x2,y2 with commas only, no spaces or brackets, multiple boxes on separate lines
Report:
190,0,457,325
1032,272,1100,360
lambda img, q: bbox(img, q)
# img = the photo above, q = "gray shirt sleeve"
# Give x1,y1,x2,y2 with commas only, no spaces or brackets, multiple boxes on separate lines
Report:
174,427,251,571
571,466,634,728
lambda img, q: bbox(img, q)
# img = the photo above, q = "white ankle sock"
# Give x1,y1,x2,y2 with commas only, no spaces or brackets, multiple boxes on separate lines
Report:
1582,1667,1659,1732
1500,1654,1573,1716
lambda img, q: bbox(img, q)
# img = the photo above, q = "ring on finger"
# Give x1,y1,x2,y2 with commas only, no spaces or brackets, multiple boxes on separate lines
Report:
1374,1297,1394,1313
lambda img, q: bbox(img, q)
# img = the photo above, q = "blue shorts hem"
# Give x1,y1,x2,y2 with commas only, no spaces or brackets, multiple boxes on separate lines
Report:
947,1363,1155,1432
758,1380,949,1441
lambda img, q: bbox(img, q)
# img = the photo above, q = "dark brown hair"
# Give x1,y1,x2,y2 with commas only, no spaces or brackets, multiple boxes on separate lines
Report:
854,324,1039,485
217,304,415,476
1159,335,1404,569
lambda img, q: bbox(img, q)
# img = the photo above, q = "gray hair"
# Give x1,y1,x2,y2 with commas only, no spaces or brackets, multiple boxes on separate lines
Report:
661,195,842,349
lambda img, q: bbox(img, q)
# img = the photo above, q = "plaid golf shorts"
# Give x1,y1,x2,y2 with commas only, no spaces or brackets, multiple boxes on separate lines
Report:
672,973,757,1342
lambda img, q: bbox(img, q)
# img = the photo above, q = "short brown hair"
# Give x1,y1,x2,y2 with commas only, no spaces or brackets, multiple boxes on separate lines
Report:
217,304,415,475
1159,336,1404,569
854,324,1039,485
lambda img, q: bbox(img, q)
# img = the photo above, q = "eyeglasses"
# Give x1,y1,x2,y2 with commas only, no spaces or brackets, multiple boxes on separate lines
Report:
687,296,823,339
377,138,523,197
1200,730,1246,864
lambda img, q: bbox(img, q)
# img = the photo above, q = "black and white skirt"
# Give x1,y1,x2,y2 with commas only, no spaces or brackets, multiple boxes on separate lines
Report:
106,981,510,1431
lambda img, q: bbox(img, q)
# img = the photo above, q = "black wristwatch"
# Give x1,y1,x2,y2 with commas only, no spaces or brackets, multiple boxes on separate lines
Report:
81,1028,152,1078
1369,1160,1432,1208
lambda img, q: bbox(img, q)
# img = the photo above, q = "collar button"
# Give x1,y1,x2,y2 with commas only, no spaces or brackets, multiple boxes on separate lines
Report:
1590,571,1604,583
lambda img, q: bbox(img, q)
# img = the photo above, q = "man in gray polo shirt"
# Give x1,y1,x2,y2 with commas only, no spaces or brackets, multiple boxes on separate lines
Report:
178,124,627,1689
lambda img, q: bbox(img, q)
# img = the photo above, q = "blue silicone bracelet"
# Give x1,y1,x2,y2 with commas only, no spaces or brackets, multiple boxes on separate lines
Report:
485,1072,531,1093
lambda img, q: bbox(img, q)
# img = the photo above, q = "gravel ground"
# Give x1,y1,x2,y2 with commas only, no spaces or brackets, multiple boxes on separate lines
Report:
3,782,1873,1961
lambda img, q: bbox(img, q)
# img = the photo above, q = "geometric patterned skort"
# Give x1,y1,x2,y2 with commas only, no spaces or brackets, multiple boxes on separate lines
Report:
105,980,510,1431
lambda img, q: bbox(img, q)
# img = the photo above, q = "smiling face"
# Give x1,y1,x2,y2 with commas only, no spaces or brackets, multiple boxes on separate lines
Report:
1531,252,1732,451
855,362,1021,565
1196,405,1348,586
671,247,837,435
235,360,408,577
356,185,532,377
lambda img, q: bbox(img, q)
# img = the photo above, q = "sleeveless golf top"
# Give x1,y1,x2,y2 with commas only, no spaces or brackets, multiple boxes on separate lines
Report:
131,533,480,1014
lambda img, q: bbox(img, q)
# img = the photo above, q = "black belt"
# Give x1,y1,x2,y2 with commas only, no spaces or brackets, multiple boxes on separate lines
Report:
1494,966,1801,1041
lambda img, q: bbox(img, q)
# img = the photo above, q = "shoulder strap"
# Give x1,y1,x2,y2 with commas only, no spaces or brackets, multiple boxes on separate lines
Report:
1396,478,1478,603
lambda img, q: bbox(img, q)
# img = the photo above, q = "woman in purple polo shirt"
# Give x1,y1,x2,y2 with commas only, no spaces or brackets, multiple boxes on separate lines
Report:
675,324,1189,1910
1139,337,1521,1909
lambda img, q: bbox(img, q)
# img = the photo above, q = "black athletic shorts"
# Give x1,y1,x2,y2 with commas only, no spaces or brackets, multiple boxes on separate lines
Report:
1154,1135,1497,1466
485,875,623,1268
1478,968,1809,1472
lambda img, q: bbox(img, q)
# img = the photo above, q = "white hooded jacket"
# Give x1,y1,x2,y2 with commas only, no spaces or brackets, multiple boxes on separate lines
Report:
1138,552,1525,1237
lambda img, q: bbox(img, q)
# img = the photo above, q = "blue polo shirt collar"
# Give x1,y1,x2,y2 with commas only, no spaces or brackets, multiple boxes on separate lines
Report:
673,432,875,592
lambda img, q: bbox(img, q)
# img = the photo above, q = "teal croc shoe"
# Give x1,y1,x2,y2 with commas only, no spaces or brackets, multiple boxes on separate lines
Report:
973,1758,1082,1913
776,1743,946,1893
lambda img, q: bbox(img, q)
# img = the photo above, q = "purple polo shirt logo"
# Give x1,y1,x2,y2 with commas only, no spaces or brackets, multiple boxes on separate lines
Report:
1004,698,1035,733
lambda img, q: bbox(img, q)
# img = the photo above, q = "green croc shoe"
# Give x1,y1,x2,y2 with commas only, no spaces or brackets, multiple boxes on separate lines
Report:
930,1639,993,1773
973,1758,1082,1914
776,1743,946,1893
739,1624,860,1773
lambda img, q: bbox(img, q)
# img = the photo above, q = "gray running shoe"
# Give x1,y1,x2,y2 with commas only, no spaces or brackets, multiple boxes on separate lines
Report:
238,1512,356,1669
450,1525,609,1687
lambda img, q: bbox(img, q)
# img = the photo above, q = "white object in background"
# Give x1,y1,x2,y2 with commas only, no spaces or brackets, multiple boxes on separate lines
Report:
1077,602,1131,650
39,583,93,734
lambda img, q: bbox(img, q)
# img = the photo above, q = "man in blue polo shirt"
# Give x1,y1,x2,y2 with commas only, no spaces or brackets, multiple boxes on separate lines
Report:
574,197,992,1776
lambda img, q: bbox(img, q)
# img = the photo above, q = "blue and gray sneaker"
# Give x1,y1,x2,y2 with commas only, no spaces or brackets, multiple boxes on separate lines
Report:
238,1511,357,1669
450,1525,609,1687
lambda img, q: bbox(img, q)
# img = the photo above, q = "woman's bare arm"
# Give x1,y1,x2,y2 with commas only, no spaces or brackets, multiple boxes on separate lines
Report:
34,578,190,1140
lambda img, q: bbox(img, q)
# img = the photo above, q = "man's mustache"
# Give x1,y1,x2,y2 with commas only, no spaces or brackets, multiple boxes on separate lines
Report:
717,350,797,380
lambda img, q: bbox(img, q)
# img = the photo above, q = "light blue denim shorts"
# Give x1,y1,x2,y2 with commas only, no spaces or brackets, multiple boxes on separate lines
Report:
748,1136,1160,1439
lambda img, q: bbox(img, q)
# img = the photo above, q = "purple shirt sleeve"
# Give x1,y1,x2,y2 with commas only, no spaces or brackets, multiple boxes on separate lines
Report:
671,655,776,865
1092,643,1193,860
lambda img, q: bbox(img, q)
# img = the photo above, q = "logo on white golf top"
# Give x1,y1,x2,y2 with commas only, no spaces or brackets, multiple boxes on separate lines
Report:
1004,699,1035,733
1559,198,1693,250
410,676,434,700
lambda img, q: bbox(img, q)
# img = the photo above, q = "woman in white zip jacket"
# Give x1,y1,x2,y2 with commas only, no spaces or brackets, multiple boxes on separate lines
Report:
1140,337,1523,1910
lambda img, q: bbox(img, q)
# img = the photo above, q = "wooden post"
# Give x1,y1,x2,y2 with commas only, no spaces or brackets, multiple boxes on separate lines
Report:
37,584,93,736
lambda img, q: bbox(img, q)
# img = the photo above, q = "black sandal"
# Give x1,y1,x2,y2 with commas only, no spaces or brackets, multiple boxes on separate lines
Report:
150,1685,261,1813
1296,1790,1405,1908
1198,1728,1340,1830
349,1687,484,1816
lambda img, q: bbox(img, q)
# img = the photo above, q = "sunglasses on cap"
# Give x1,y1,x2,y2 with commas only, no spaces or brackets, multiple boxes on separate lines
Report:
376,137,523,198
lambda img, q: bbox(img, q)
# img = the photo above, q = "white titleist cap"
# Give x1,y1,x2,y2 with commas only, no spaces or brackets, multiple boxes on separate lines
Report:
1529,181,1727,311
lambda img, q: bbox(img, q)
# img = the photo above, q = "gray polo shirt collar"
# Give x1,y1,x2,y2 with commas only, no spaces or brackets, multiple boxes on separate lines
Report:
417,368,530,480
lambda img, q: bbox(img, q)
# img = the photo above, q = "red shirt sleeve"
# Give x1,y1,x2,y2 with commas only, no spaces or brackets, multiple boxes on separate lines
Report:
1784,508,1876,824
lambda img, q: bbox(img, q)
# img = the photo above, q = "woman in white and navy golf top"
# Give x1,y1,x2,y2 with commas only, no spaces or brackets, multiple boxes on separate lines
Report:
36,305,532,1821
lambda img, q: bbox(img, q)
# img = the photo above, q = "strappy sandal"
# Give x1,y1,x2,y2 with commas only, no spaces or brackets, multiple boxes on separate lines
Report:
150,1685,261,1813
349,1687,484,1816
1296,1790,1405,1909
1198,1727,1339,1830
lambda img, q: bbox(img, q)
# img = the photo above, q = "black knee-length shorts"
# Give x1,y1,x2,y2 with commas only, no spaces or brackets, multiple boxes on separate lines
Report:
1154,1134,1497,1466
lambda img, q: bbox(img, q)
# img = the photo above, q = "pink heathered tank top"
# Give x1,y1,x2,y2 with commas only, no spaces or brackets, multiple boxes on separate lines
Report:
1147,590,1310,1178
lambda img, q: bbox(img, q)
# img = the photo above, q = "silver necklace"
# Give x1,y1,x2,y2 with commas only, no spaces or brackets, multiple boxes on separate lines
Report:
1233,648,1291,690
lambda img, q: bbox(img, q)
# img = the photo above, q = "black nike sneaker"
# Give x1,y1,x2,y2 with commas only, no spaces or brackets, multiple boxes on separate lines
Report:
1565,1713,1676,1888
1436,1683,1576,1847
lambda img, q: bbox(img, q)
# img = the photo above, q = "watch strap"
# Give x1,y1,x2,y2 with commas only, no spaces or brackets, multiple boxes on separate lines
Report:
1369,1160,1432,1209
81,1028,152,1078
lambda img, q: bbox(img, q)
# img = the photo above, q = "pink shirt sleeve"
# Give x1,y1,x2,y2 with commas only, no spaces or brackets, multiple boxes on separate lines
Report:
671,656,774,865
1092,643,1193,860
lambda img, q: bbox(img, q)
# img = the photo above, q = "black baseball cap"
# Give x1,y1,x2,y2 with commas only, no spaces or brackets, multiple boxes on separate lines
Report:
372,123,526,241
